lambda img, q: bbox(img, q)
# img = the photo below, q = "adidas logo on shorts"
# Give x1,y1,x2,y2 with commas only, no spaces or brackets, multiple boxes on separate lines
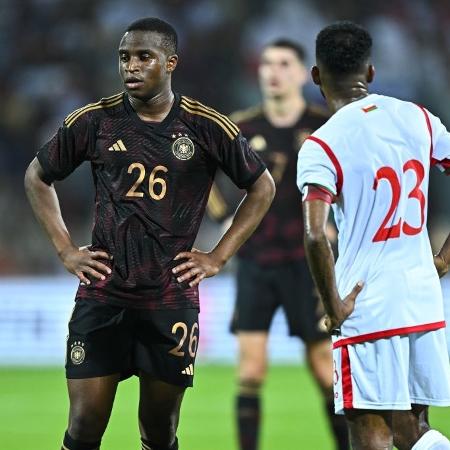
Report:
181,364,194,375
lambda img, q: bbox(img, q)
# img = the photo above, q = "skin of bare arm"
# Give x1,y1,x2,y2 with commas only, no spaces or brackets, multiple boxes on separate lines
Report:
302,197,363,333
172,169,275,287
24,157,112,285
435,232,450,278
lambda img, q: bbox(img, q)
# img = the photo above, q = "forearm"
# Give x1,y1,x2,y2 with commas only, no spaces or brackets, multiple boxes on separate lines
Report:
210,170,275,266
304,231,340,317
24,160,75,258
437,233,450,266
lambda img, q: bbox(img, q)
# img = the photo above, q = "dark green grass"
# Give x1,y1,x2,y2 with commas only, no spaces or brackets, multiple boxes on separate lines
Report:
0,365,449,449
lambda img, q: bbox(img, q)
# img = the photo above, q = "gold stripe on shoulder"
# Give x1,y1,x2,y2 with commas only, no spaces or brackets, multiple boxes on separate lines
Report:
180,102,236,140
181,97,240,135
182,96,240,134
64,93,124,125
65,96,123,128
64,92,123,123
229,105,263,124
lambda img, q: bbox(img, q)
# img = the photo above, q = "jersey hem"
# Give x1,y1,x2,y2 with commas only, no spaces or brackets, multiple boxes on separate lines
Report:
332,321,446,348
75,294,200,311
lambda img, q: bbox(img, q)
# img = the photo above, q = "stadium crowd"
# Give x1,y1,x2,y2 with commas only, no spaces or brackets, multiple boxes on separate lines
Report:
1,0,450,274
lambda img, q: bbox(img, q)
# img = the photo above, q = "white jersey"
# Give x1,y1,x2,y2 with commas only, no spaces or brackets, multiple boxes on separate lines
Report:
297,94,450,347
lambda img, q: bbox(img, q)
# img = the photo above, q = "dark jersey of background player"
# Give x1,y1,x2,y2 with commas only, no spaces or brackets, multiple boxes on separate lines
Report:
225,104,328,265
37,92,265,310
208,40,349,450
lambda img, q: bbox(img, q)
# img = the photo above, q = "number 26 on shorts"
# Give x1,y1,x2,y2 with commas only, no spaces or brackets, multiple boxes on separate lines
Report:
372,159,425,242
169,322,199,358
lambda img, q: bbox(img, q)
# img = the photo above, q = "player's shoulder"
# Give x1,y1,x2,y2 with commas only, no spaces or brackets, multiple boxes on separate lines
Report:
63,92,125,128
304,103,330,121
228,105,264,125
179,95,240,140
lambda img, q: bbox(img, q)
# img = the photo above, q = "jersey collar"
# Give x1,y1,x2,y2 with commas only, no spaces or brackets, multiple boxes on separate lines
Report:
124,92,181,132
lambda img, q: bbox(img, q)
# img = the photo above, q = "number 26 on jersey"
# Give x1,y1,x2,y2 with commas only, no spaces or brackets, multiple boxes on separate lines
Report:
372,159,425,242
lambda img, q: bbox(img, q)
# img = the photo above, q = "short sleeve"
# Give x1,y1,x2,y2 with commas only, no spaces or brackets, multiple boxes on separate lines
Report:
214,131,266,189
297,136,340,197
427,109,450,173
36,115,93,183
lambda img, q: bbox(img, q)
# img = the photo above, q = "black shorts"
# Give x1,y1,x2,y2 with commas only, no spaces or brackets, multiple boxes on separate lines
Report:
230,259,329,343
66,299,199,387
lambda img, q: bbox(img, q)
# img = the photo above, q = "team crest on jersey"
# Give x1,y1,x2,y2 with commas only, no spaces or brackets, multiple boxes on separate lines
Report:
70,341,85,365
172,134,195,160
296,129,313,149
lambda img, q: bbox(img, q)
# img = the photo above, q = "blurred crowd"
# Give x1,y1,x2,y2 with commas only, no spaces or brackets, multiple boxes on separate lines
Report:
1,0,450,274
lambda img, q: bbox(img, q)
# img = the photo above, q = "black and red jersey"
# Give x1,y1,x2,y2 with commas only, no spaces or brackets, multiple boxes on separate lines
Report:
37,92,265,309
208,104,328,265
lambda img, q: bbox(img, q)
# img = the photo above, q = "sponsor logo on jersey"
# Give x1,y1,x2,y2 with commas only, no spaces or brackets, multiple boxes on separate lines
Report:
70,341,86,365
172,135,195,160
362,104,377,113
108,139,127,151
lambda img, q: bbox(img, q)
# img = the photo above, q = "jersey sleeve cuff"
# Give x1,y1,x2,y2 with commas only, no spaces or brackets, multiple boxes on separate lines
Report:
302,184,334,204
236,163,267,189
36,151,57,185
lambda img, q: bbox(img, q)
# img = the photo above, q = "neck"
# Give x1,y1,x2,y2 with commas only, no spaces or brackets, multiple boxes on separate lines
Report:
263,93,306,127
324,81,370,114
129,84,174,122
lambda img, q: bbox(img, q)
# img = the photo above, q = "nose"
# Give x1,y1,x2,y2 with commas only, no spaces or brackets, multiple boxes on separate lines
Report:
126,56,140,73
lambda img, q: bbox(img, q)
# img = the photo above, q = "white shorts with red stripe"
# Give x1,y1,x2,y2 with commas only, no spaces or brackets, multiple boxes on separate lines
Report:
332,329,450,414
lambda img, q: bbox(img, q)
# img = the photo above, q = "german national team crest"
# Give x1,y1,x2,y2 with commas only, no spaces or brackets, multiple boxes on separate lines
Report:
172,135,195,160
70,341,85,365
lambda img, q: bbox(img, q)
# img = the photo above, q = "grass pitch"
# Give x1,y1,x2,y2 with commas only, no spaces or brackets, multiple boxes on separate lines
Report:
1,365,449,449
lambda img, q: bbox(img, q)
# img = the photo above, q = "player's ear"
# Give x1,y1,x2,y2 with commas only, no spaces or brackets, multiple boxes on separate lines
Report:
311,65,321,85
366,64,375,83
166,54,178,73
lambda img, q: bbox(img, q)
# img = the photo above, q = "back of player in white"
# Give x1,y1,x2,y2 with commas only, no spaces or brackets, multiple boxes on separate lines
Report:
297,93,450,345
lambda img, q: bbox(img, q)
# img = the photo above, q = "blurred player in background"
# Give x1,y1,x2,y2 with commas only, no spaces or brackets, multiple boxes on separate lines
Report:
298,21,450,450
208,39,349,450
24,17,275,450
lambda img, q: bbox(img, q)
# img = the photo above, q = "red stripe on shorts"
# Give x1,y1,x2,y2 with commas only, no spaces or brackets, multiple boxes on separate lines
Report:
341,345,353,409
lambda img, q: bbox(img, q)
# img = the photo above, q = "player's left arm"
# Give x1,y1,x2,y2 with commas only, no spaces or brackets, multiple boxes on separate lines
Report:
435,233,450,278
424,107,450,277
173,169,275,287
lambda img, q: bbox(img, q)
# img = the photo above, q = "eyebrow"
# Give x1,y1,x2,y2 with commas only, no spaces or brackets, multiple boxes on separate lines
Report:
119,48,152,52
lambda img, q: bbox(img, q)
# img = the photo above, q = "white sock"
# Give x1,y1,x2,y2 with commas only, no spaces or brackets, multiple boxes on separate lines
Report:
412,430,450,449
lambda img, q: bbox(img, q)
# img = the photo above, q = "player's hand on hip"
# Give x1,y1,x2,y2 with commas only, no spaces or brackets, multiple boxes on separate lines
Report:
172,248,221,287
434,254,448,278
60,245,112,285
324,281,364,334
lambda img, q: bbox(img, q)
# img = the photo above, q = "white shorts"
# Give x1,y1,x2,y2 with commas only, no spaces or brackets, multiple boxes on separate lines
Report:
333,328,450,414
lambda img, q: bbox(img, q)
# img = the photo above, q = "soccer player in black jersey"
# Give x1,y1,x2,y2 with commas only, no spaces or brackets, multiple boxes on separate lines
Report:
24,18,275,450
208,40,349,450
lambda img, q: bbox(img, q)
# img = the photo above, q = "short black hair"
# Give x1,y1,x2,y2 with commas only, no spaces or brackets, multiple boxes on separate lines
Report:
265,38,306,62
316,21,372,74
126,17,178,54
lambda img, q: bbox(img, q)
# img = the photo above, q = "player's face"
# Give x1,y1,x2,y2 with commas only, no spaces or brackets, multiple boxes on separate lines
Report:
118,31,177,100
258,47,307,99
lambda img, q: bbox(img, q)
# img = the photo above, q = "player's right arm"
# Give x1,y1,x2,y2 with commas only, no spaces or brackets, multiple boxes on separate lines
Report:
25,158,111,285
24,115,111,285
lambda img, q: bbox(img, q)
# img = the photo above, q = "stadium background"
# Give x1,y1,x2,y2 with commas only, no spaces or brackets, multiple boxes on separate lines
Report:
1,0,449,448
